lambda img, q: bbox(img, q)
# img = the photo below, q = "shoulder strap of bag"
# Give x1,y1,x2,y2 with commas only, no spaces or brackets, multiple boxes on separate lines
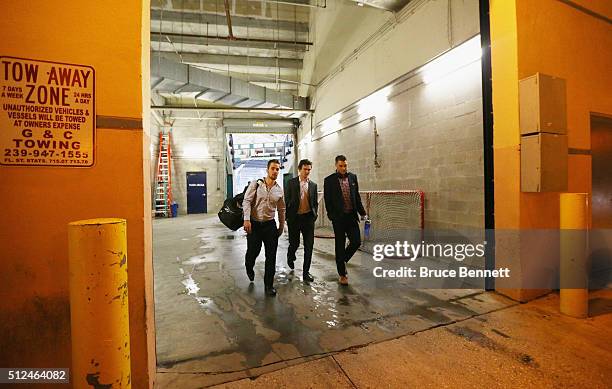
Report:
254,178,261,202
251,177,265,204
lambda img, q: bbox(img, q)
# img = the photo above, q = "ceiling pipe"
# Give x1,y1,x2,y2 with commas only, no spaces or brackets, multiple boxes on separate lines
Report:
151,32,313,47
168,117,293,122
223,0,235,40
151,105,313,114
263,0,326,8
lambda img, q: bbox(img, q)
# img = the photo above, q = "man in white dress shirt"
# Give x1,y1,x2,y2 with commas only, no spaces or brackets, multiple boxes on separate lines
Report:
242,159,286,296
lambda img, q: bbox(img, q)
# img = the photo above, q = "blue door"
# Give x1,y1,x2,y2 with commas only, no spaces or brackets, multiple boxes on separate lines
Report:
187,172,207,214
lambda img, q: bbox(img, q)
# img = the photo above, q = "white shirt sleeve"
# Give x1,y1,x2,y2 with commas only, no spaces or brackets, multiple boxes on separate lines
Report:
242,181,258,221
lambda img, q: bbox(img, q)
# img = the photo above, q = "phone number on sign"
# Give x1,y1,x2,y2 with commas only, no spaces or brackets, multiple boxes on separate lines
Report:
4,149,89,158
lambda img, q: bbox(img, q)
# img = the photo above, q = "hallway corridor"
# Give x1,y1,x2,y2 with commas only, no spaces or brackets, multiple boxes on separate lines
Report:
154,215,514,386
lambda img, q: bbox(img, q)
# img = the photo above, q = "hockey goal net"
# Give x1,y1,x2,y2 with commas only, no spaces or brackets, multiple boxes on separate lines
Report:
315,190,425,253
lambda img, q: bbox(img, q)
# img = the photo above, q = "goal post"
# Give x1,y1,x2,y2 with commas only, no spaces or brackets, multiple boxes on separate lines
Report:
315,190,425,253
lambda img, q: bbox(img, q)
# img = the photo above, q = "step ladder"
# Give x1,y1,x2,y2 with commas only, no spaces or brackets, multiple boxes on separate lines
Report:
155,131,174,218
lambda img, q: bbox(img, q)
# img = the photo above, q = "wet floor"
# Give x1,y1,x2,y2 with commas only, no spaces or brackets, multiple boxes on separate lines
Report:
153,214,514,381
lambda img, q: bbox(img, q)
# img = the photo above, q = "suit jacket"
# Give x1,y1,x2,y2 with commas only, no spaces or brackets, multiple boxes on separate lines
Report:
284,176,318,222
323,172,366,222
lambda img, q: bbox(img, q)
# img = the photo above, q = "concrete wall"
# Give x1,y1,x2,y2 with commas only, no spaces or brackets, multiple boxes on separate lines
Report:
297,0,483,229
298,57,484,229
491,0,612,301
151,120,225,215
301,0,480,121
0,1,155,387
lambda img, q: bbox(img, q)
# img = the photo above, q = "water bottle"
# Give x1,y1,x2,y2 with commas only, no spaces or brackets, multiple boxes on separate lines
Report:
364,217,371,240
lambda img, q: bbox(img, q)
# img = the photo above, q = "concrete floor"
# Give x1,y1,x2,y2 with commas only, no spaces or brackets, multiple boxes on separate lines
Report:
206,290,612,389
156,286,612,388
153,215,521,386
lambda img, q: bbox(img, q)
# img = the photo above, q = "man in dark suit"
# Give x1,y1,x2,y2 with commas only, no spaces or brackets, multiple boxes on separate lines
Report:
324,155,366,285
284,159,319,282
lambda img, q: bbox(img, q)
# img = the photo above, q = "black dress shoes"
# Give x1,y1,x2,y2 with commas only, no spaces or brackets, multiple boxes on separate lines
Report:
287,259,295,270
303,273,314,283
265,287,277,296
246,268,255,282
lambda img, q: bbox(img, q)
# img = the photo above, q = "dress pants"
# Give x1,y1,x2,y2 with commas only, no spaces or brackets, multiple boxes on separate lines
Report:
287,212,315,274
331,213,361,277
245,220,278,288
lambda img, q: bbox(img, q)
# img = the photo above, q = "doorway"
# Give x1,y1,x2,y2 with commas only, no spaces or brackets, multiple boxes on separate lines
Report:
187,172,207,214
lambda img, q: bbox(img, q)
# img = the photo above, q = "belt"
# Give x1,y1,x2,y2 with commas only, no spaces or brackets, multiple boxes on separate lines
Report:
251,219,275,224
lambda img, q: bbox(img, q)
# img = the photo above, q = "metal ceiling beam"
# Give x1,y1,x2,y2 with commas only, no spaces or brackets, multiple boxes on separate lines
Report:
263,0,327,8
225,127,296,134
151,41,305,62
224,127,296,134
223,118,297,133
154,51,302,69
151,32,312,50
150,9,309,33
195,73,299,84
151,105,312,114
223,118,297,127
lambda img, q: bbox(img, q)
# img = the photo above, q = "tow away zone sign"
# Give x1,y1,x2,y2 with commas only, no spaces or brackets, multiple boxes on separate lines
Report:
0,56,95,167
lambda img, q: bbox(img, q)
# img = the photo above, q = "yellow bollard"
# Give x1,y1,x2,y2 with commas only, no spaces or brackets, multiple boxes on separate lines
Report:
68,218,131,388
559,193,589,318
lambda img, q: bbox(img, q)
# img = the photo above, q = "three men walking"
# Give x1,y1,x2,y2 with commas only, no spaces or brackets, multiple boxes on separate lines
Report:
242,155,365,294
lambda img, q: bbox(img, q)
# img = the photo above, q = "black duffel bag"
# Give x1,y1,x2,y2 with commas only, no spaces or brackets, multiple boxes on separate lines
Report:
218,179,262,231
218,196,244,231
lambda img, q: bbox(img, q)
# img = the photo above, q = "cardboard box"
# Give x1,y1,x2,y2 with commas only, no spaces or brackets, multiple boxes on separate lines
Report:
519,73,567,135
521,133,568,192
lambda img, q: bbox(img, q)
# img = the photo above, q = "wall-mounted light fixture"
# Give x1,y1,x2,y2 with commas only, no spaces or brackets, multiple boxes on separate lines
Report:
358,85,392,117
421,35,482,85
321,113,342,134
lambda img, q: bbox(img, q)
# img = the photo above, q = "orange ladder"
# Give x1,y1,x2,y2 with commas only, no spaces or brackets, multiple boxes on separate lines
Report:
155,131,174,217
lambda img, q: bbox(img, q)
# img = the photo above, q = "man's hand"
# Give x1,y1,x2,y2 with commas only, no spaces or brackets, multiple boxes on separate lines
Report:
277,224,284,237
244,220,252,234
360,214,368,221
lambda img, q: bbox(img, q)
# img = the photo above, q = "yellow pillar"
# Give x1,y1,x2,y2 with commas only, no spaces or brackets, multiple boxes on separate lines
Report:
559,194,589,318
68,218,131,388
